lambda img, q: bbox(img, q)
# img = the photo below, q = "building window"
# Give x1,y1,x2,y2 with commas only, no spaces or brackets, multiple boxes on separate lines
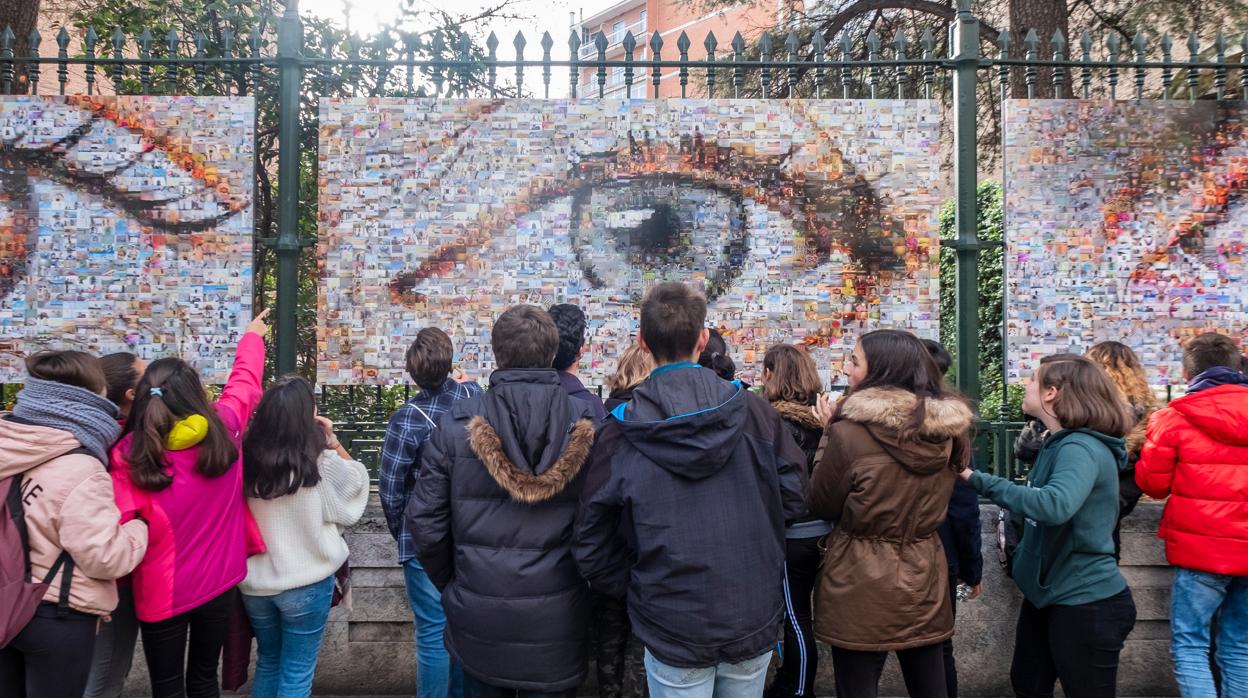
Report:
612,20,625,43
639,9,647,32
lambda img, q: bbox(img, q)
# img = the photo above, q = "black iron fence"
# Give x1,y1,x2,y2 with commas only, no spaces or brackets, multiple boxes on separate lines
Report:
2,0,1245,479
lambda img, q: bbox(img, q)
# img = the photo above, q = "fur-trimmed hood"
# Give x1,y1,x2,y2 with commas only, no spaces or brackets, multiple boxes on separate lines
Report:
468,417,595,504
771,400,823,431
838,387,974,473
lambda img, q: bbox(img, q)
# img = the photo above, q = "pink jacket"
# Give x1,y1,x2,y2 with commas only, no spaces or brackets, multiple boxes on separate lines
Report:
112,332,266,623
0,419,148,616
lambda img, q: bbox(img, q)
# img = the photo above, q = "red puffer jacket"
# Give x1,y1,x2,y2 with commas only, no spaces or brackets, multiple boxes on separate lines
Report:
1136,384,1248,575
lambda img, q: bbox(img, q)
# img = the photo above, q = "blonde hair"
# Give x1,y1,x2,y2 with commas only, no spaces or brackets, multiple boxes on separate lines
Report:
607,344,655,394
1087,341,1156,412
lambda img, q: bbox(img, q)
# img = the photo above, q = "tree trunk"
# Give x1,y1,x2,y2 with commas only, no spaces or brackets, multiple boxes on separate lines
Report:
0,0,40,94
1007,0,1068,98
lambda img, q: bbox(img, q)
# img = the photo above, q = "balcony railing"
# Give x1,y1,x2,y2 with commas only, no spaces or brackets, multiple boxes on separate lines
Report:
578,16,647,60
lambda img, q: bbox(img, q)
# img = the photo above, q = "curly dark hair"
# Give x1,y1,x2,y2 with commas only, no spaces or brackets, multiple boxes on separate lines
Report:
548,303,587,372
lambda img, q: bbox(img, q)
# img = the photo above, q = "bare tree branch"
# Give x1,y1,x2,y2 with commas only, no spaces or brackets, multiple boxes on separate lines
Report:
816,0,1002,45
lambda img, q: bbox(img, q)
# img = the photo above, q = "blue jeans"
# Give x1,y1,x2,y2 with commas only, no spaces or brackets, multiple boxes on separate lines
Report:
242,576,334,698
1171,567,1248,698
405,558,463,698
644,649,772,698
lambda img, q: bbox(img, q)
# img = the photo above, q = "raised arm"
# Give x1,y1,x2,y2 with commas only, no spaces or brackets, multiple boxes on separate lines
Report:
216,310,269,433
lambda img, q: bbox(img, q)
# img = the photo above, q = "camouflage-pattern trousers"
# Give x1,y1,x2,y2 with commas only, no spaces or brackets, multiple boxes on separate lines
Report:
592,592,648,698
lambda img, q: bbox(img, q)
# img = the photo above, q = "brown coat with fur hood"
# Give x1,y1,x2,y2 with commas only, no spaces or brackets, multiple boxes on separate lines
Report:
810,387,974,652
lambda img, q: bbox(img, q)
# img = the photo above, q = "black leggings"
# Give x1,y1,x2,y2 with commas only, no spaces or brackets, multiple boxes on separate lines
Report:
140,587,236,698
772,536,821,698
0,603,99,698
830,643,947,698
1010,588,1137,698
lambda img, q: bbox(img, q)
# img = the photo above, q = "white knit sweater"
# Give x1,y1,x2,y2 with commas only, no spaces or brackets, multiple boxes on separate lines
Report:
240,450,370,597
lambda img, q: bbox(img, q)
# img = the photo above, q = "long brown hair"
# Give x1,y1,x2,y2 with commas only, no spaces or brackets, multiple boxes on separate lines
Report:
1087,342,1155,411
851,330,972,462
125,357,238,491
26,351,106,395
606,344,655,394
243,376,325,499
762,344,821,405
1036,354,1133,437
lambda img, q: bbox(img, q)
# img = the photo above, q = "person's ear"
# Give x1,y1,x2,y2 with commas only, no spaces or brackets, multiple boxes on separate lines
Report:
637,334,652,355
1042,384,1059,404
693,328,710,357
125,387,136,404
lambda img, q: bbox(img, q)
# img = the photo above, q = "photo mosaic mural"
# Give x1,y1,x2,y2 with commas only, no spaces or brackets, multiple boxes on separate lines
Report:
0,96,255,382
317,98,945,387
1005,100,1248,385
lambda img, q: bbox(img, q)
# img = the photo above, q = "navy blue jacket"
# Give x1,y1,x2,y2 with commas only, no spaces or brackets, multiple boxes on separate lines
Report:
938,477,983,587
574,363,808,668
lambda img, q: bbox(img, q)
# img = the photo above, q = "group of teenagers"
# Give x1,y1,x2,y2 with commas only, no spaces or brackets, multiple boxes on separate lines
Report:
0,282,1245,698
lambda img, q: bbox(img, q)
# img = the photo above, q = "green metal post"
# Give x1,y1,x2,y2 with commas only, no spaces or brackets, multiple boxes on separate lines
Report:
951,1,980,404
275,1,303,375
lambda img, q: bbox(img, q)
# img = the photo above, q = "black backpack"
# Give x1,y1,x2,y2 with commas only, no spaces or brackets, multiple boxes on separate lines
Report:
0,447,88,647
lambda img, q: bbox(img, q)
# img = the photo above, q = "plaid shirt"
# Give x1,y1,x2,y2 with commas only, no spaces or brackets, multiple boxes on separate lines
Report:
379,378,483,563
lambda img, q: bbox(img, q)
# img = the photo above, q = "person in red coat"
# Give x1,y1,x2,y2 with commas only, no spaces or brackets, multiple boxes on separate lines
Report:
1136,332,1248,698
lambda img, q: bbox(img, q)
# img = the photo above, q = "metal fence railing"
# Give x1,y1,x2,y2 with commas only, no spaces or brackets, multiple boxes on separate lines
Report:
3,1,1244,479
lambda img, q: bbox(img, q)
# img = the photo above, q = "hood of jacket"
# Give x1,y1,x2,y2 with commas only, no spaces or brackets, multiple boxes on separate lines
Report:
0,416,83,479
1045,426,1128,466
609,363,747,481
469,368,595,503
1170,384,1248,447
838,387,974,474
771,400,823,431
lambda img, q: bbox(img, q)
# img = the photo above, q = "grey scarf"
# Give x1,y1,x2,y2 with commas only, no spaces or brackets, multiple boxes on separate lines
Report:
13,377,121,464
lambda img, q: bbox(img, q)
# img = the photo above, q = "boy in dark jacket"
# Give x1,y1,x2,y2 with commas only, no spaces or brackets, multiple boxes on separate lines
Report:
575,282,808,697
407,305,598,696
549,303,607,421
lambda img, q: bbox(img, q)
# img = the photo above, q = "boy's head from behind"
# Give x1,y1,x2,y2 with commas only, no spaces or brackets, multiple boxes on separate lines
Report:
492,305,559,370
548,304,587,372
1183,332,1244,380
639,282,710,365
406,328,454,391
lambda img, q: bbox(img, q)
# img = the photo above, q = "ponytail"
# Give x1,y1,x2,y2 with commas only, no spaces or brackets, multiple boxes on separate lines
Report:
126,358,237,491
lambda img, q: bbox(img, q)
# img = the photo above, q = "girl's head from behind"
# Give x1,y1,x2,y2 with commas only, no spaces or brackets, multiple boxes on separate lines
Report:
101,352,147,420
697,328,736,382
1087,341,1154,409
127,357,237,491
762,344,822,405
26,350,106,396
1026,354,1132,436
243,376,325,500
851,329,944,397
607,343,656,395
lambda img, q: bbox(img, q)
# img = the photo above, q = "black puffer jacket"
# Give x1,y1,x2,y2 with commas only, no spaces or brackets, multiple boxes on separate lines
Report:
770,400,831,538
407,369,597,691
575,363,808,668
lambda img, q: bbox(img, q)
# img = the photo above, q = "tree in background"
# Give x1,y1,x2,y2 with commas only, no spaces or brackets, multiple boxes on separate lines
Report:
0,0,40,93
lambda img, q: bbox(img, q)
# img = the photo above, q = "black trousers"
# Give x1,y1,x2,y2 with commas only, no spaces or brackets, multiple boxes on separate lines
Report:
1010,588,1137,698
140,587,236,698
0,603,99,698
830,643,947,698
462,672,578,698
771,536,821,698
940,572,960,698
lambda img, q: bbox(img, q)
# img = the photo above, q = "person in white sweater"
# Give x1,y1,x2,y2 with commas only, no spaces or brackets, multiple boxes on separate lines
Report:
240,376,370,698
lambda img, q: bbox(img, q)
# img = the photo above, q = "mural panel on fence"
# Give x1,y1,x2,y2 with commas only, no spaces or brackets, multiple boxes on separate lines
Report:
0,96,255,382
1005,100,1248,385
317,99,944,386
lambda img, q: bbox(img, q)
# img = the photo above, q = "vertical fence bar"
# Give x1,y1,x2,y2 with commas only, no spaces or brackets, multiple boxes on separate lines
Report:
275,0,304,376
894,31,908,99
1106,33,1120,99
1024,29,1038,99
921,29,934,99
1214,31,1227,99
705,32,717,98
84,27,97,95
1241,34,1248,99
249,25,262,96
839,34,851,98
485,32,498,96
951,0,980,403
1,28,14,95
26,28,39,95
786,30,798,98
812,32,825,99
1080,31,1092,98
139,29,152,93
166,29,179,94
57,27,69,95
222,27,236,94
1133,32,1146,100
1187,32,1199,99
866,30,880,98
541,32,553,99
759,32,772,97
568,31,580,98
623,31,635,97
374,31,394,97
194,32,207,95
1051,30,1065,98
514,32,526,97
595,31,607,98
649,31,662,99
679,31,691,98
997,30,1010,104
732,32,744,98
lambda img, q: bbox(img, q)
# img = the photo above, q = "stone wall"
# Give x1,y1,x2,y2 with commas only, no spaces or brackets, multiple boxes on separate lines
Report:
123,498,1179,696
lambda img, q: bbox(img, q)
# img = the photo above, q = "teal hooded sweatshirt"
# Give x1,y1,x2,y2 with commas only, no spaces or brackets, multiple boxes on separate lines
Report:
970,428,1128,608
